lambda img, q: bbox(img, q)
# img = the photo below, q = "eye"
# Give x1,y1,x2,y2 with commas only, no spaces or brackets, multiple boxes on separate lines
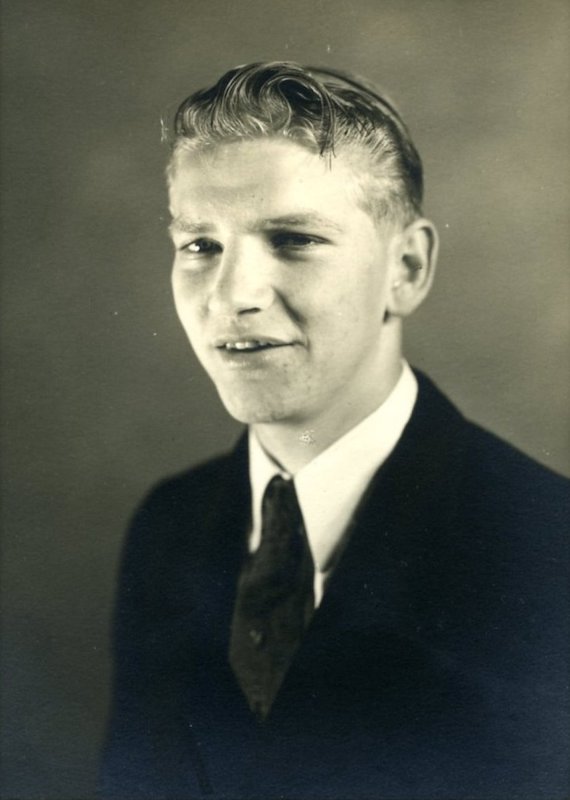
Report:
180,238,222,256
271,232,325,251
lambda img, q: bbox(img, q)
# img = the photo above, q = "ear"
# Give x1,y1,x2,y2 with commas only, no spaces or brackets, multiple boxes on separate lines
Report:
386,218,438,318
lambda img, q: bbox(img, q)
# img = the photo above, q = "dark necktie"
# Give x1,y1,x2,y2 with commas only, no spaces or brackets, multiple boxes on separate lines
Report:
229,475,315,720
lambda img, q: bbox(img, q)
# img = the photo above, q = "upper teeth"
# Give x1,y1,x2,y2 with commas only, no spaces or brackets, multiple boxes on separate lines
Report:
225,340,272,350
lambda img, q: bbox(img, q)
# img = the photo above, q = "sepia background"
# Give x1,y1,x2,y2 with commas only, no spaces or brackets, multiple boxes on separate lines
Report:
1,1,568,797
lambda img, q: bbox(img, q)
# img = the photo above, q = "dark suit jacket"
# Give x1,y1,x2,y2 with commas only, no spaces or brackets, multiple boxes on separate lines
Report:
101,372,569,799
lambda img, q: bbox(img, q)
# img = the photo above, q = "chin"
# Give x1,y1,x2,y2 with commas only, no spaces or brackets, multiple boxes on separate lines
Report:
218,391,293,426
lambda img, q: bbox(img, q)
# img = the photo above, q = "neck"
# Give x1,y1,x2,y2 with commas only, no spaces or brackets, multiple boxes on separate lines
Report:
253,356,404,475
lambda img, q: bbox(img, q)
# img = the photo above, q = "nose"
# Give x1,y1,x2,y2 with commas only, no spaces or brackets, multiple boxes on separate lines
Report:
207,239,275,316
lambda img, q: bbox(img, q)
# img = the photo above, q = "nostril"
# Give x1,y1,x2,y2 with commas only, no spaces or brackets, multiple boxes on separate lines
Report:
237,306,263,315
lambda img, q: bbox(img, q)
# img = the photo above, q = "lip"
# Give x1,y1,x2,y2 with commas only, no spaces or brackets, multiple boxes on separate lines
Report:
213,334,293,350
213,337,298,370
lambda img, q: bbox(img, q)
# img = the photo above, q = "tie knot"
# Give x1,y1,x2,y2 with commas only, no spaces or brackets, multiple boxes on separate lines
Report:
262,475,304,545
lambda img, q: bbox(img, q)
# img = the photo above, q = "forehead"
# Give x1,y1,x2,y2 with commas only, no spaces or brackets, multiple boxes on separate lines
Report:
168,138,372,223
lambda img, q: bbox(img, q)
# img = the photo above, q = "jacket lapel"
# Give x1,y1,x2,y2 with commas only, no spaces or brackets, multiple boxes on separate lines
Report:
269,371,467,701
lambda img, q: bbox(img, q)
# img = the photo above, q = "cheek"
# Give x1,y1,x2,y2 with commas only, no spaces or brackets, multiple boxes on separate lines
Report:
172,287,205,347
173,272,205,316
314,267,385,321
294,278,371,343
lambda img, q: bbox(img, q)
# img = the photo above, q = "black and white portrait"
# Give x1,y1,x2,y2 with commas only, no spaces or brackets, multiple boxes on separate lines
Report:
2,3,568,799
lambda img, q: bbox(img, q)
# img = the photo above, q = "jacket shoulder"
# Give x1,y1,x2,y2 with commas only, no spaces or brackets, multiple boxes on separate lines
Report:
119,436,249,572
410,369,569,556
462,417,569,492
140,449,237,512
414,368,569,488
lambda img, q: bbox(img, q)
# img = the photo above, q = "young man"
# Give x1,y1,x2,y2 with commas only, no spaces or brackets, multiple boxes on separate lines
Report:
101,63,569,799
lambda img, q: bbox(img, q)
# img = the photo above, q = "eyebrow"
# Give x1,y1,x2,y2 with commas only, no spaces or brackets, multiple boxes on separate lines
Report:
168,212,345,237
168,217,211,236
261,214,344,233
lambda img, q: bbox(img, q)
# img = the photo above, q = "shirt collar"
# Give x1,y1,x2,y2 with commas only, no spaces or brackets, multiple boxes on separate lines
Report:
248,361,418,573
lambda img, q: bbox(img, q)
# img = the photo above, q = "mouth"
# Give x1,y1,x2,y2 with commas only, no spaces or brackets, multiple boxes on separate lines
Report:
215,338,293,353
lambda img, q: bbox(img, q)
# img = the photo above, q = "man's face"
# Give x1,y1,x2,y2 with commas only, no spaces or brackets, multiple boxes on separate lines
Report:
169,138,402,430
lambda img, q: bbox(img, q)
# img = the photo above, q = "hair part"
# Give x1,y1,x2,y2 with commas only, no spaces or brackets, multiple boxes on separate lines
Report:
166,61,424,225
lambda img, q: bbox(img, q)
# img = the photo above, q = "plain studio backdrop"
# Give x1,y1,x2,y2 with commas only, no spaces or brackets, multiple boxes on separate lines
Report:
1,1,568,797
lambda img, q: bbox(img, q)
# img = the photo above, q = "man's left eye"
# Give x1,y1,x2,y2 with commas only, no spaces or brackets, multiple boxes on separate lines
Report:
271,233,322,250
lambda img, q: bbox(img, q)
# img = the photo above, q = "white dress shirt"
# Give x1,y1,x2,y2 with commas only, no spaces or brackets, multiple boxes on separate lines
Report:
248,360,418,606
